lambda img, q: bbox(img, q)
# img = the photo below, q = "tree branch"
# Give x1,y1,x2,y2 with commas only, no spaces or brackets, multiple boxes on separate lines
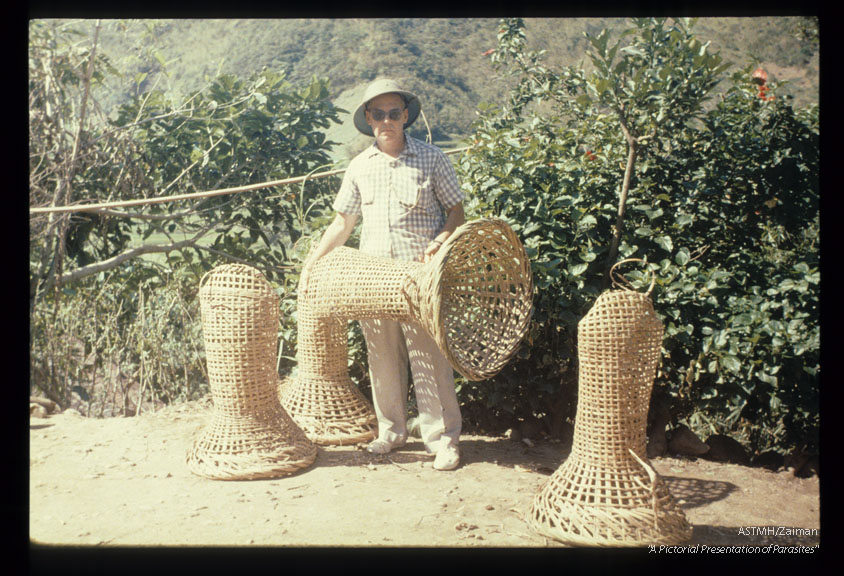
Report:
55,229,212,287
45,20,102,305
603,106,640,288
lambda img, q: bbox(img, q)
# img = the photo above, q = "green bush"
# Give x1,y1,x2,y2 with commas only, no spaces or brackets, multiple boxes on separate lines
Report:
29,266,208,415
29,20,342,411
457,18,819,455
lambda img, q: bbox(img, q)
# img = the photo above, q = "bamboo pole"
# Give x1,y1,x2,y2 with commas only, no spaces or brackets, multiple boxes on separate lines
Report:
30,146,471,215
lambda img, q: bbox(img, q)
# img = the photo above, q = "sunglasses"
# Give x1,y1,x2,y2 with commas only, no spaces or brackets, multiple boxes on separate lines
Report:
367,107,405,122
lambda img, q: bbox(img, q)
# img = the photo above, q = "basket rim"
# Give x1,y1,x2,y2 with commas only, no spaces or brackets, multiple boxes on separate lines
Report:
429,218,534,381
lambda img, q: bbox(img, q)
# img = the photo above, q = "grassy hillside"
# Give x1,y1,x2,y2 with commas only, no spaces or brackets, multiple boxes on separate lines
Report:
86,17,818,159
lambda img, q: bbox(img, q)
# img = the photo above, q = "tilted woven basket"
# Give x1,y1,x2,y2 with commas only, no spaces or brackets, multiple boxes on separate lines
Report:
410,218,534,382
281,218,534,445
187,264,317,480
527,261,692,546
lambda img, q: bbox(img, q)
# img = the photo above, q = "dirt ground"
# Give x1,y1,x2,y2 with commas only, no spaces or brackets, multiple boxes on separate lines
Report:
29,398,821,552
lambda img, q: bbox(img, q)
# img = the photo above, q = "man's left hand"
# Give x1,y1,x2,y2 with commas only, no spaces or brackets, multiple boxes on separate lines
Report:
423,240,443,262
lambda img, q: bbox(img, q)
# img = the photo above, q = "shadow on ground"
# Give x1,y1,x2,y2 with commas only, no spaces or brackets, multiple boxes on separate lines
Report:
663,475,736,508
310,435,569,472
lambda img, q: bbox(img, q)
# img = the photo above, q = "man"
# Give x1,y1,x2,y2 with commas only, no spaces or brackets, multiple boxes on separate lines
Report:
299,78,464,471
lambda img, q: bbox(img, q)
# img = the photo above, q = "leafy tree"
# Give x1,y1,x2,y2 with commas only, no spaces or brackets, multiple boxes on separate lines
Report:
579,18,730,282
29,19,342,410
459,18,819,455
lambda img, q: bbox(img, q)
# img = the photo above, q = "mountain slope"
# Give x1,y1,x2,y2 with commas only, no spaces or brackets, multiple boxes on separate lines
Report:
89,17,819,157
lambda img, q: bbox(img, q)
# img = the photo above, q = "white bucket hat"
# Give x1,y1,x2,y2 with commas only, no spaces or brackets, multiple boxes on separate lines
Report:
353,78,421,136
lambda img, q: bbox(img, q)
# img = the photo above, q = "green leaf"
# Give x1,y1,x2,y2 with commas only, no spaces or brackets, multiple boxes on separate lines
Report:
676,214,694,227
523,222,543,235
576,94,593,108
655,236,674,252
579,214,597,228
620,45,645,58
153,50,167,69
721,355,741,373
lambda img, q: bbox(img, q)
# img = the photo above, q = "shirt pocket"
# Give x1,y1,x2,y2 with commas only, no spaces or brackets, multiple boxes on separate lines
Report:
358,173,377,205
397,168,434,213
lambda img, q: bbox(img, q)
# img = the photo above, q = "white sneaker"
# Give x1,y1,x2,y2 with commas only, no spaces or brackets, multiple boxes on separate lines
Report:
366,437,406,455
433,444,460,471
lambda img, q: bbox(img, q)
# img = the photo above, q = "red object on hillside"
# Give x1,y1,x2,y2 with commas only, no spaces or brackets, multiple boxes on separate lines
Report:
757,83,775,102
752,68,768,85
482,49,495,57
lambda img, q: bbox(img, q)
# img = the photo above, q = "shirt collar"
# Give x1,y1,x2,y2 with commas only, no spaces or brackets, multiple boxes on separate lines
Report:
401,135,419,158
365,133,418,160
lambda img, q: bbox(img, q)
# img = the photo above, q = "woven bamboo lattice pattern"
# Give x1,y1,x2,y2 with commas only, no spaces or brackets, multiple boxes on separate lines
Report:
281,218,533,445
186,264,317,480
528,263,692,546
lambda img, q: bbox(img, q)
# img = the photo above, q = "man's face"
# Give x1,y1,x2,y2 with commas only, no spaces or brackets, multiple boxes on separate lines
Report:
365,93,408,147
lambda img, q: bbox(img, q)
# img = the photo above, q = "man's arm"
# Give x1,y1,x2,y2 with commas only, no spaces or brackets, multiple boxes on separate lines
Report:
298,211,359,294
423,203,465,262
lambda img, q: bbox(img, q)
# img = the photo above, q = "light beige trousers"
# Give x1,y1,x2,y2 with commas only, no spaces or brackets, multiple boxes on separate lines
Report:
360,319,461,452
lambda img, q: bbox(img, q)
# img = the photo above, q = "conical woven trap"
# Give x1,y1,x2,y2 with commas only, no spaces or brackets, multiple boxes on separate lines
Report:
527,261,692,546
281,218,533,445
279,372,377,445
187,264,317,480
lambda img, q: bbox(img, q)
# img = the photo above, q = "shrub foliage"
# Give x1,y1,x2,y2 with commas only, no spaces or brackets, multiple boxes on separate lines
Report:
29,20,341,412
458,18,818,454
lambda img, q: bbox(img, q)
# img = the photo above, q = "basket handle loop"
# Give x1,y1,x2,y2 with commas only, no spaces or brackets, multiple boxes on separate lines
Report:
199,269,214,290
610,258,656,296
629,448,661,532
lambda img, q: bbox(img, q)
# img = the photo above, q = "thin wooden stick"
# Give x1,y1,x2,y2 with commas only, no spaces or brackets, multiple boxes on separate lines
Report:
29,167,347,214
136,286,146,417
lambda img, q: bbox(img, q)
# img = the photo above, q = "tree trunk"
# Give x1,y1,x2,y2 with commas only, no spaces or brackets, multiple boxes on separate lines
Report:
43,20,102,306
603,138,638,289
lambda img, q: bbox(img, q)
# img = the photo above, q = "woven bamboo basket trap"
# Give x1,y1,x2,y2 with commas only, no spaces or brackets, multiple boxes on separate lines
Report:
527,261,692,546
280,218,534,445
186,264,317,480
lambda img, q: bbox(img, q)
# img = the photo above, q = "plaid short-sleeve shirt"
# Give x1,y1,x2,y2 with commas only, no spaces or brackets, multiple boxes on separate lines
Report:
332,135,464,262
